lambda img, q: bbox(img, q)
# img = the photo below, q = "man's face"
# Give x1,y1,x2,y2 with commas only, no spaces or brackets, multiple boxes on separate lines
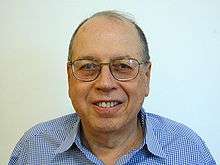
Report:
67,17,151,133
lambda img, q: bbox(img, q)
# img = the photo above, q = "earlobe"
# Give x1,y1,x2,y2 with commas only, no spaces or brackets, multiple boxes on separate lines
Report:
67,63,71,82
66,64,71,98
144,63,151,97
145,86,149,97
145,62,151,78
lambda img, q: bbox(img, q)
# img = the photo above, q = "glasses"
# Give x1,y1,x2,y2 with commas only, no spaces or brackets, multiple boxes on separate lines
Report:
68,58,148,82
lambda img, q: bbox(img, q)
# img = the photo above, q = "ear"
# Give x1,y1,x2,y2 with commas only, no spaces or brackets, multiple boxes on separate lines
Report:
67,63,72,98
145,62,152,97
145,62,151,78
67,63,71,83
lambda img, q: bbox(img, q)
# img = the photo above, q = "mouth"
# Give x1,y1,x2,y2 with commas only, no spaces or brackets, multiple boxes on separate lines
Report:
95,101,121,108
92,100,123,115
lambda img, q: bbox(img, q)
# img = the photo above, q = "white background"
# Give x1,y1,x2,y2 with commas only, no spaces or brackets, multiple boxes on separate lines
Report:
1,1,219,164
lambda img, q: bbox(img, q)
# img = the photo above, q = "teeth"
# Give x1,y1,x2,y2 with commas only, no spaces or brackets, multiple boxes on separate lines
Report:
96,101,119,108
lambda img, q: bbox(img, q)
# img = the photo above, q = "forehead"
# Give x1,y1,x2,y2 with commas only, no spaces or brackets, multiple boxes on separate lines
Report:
71,16,142,60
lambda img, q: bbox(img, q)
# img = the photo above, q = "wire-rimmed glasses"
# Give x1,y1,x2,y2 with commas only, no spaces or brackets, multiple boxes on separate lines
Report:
68,58,148,82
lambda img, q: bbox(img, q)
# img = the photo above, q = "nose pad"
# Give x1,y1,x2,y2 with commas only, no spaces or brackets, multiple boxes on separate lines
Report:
94,65,117,91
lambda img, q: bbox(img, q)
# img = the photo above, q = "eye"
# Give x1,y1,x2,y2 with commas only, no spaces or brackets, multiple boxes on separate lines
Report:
112,63,133,71
119,63,132,69
80,63,98,70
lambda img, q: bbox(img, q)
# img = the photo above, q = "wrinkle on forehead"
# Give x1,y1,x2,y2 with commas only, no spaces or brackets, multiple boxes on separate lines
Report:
80,15,133,32
71,16,142,58
78,17,137,39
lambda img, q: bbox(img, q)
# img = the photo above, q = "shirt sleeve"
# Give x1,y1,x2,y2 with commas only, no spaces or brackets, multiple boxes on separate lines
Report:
8,133,29,165
198,137,217,164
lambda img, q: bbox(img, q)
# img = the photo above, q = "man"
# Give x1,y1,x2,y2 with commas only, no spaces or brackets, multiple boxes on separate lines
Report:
9,11,216,165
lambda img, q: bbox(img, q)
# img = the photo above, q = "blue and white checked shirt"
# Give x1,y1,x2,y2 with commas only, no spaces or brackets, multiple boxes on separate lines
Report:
9,109,216,165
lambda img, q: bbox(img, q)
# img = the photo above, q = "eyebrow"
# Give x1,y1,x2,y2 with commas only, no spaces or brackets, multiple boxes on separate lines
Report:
111,55,131,60
75,55,132,61
76,56,97,60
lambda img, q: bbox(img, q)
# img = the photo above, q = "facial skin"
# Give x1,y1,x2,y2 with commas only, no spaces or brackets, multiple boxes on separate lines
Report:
67,16,151,135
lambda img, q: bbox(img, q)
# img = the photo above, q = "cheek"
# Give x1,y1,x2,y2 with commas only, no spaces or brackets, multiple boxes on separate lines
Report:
123,80,146,103
69,82,90,109
126,77,149,106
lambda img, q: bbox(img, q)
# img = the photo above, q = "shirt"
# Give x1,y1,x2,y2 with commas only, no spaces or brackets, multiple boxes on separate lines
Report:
8,109,216,165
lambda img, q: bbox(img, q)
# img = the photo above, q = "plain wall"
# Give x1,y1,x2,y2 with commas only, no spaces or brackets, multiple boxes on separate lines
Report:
1,1,219,164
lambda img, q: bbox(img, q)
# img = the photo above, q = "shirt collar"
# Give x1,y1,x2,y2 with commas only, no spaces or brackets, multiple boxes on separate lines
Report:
54,115,80,155
140,109,167,159
54,109,167,159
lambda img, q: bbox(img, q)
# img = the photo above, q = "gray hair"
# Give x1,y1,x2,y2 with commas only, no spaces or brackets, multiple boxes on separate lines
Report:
68,10,150,62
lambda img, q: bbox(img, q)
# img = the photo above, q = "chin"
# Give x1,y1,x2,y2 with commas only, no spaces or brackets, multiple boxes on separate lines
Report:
90,117,126,133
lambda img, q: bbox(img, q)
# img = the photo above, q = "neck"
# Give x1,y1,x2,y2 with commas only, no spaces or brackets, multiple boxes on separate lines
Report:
80,118,144,164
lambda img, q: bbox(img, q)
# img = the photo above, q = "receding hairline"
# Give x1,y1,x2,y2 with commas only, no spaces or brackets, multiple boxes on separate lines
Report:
68,10,150,62
90,10,136,24
75,14,138,41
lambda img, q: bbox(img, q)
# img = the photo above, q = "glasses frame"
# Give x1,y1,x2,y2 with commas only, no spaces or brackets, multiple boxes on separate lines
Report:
68,58,149,82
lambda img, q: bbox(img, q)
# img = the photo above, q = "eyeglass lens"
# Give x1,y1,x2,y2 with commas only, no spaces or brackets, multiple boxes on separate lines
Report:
72,59,140,81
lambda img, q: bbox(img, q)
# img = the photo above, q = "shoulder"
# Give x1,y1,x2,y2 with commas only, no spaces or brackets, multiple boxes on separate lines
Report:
146,112,197,139
145,112,215,163
146,112,203,145
23,113,79,141
9,113,79,164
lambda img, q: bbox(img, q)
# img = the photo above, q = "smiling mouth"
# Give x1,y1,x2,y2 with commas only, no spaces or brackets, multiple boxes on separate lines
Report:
95,101,121,108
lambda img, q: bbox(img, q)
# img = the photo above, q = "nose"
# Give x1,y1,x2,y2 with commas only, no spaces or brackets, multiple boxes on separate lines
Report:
93,64,118,92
